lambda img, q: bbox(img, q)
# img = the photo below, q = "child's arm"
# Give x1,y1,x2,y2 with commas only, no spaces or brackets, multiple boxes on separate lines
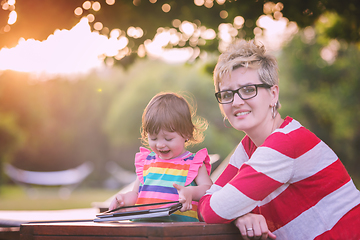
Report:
108,178,140,210
173,163,213,212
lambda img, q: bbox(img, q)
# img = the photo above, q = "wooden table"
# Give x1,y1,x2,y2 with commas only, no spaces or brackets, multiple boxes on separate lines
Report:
0,227,20,240
20,221,243,240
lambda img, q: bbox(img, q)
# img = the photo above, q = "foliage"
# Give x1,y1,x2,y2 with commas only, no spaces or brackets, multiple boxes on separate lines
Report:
0,113,24,162
0,71,116,186
0,112,25,186
278,25,360,177
1,0,359,64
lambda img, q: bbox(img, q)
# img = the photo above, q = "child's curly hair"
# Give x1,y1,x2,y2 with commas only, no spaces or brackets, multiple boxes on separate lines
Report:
140,92,208,148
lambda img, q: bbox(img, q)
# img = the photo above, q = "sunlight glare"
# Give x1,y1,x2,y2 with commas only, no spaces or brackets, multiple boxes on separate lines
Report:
8,10,17,25
180,21,195,36
200,28,216,40
127,26,144,38
0,18,130,78
256,15,298,51
144,30,194,63
110,29,121,38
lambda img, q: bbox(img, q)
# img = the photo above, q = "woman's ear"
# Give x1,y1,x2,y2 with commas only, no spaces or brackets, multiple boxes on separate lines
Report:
270,85,279,106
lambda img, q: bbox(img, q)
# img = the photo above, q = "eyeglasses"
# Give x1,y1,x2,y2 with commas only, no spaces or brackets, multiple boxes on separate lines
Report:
215,84,272,104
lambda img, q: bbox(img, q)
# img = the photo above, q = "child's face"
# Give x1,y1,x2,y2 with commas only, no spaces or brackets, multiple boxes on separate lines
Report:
148,129,187,160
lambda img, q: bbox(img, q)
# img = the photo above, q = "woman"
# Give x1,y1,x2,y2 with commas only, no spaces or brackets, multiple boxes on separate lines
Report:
198,39,360,240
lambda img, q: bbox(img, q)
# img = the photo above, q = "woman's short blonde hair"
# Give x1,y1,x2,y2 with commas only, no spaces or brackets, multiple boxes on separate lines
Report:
214,39,280,109
141,92,208,147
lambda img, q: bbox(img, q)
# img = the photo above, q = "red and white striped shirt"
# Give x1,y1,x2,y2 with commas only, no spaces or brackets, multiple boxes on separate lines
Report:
199,116,360,239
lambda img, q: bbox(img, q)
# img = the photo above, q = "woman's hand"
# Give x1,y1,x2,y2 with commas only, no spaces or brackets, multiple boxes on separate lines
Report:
173,183,193,212
234,213,276,240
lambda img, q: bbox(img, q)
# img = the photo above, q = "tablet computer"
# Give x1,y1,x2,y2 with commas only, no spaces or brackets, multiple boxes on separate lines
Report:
94,201,182,222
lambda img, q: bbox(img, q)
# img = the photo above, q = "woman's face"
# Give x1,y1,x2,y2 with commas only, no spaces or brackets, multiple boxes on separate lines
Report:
219,67,278,134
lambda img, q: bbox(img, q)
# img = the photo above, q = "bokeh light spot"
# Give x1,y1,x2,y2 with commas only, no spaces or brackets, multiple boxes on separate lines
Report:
194,0,205,7
204,0,213,8
82,1,91,10
92,2,101,11
162,4,171,12
220,10,228,19
106,0,115,5
234,16,245,28
172,19,181,28
94,22,103,31
87,14,95,22
180,21,195,36
74,7,83,16
3,25,11,32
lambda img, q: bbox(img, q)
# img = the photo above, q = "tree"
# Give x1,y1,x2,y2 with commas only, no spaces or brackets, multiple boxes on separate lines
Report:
278,22,360,179
1,0,359,64
0,112,24,187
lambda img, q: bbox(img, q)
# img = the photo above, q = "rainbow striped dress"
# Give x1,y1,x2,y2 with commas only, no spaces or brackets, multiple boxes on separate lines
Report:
134,147,211,222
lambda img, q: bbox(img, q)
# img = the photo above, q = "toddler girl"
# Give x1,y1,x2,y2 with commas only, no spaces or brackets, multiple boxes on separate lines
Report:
109,92,212,222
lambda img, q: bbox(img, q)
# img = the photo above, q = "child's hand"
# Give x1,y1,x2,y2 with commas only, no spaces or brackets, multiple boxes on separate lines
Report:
108,179,140,211
109,193,126,210
173,183,193,212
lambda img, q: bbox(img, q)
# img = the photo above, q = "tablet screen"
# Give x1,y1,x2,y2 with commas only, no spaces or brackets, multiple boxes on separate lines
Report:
97,201,181,218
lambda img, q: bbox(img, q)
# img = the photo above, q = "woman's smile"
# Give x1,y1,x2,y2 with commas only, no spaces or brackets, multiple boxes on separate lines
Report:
234,110,251,117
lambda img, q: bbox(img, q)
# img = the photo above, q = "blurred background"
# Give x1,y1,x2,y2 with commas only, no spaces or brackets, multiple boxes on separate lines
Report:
0,0,359,210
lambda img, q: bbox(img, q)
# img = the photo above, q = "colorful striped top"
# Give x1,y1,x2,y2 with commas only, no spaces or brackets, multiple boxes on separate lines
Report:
134,147,211,222
198,116,360,239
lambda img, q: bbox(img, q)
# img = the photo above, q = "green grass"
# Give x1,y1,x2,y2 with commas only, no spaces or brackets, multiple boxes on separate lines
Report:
1,177,359,211
0,185,119,210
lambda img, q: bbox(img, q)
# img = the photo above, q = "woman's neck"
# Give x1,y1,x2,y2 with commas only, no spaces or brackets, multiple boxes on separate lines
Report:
246,114,283,147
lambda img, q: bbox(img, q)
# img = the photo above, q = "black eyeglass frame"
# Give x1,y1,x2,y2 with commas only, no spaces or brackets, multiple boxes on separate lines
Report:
215,83,273,104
